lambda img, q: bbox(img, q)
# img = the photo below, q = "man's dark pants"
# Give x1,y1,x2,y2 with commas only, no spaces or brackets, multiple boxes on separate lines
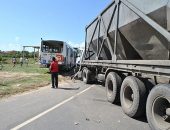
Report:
51,72,58,88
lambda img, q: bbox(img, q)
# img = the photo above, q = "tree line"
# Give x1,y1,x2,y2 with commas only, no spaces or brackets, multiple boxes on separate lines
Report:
0,51,39,63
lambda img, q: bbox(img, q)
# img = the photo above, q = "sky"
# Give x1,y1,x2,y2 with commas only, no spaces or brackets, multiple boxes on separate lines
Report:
0,0,112,51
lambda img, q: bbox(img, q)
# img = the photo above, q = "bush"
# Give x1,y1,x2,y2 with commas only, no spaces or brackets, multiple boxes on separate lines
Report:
2,58,8,64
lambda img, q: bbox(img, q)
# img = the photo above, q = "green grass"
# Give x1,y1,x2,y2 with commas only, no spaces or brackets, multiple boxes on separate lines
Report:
1,58,45,73
0,60,52,98
2,63,49,74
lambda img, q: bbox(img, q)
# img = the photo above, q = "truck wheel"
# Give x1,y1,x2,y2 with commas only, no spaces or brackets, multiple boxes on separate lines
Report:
82,68,91,84
74,66,79,73
120,76,147,117
105,72,122,103
146,84,170,130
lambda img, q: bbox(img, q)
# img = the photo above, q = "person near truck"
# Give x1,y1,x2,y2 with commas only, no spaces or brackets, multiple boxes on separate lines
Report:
12,57,17,67
49,57,59,88
25,58,29,66
20,57,23,67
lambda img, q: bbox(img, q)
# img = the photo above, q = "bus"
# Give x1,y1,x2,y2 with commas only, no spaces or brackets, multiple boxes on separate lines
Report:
39,39,77,69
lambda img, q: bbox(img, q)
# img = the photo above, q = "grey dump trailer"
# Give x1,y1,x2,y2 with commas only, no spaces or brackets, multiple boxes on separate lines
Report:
80,0,170,129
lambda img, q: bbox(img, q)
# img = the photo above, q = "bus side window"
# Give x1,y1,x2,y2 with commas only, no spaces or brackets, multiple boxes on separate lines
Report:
45,46,49,52
66,46,69,56
70,50,73,57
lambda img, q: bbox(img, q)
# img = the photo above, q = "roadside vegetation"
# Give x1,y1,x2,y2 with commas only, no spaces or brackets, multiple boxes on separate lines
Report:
0,56,72,98
0,58,50,98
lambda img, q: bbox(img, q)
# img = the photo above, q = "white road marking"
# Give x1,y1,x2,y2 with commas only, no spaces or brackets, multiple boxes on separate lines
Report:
11,86,94,130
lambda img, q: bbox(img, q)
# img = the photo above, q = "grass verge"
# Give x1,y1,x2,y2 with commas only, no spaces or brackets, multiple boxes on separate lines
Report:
0,62,70,98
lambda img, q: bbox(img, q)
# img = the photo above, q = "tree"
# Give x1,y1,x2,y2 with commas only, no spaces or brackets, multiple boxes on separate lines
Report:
0,55,2,62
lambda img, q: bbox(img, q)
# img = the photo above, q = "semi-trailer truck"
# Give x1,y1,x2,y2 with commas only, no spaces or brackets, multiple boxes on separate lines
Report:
79,0,170,129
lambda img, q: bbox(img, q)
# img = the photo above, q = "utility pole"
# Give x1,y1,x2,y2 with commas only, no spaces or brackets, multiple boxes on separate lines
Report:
22,46,25,59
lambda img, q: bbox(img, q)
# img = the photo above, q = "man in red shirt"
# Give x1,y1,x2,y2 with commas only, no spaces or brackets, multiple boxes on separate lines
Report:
49,57,59,88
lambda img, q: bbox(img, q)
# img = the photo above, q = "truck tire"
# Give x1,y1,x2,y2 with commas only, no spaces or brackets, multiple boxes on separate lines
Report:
82,68,91,84
105,72,122,103
74,66,79,73
120,76,147,117
146,84,170,130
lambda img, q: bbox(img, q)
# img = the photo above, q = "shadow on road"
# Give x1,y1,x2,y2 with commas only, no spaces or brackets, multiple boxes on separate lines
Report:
93,84,148,124
57,87,80,90
134,115,148,123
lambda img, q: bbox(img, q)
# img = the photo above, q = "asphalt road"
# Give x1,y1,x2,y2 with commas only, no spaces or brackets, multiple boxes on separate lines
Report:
0,81,151,130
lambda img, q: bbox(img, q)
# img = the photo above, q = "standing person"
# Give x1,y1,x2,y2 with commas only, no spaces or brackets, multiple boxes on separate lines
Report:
20,57,23,67
12,57,17,67
25,58,29,66
49,57,59,88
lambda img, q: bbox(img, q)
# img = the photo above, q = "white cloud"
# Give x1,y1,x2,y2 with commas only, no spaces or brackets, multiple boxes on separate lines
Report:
7,43,36,52
0,37,22,51
15,36,20,42
7,43,22,51
67,41,85,48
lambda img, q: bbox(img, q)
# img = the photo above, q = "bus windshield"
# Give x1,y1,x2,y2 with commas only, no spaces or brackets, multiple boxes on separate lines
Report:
41,41,63,53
